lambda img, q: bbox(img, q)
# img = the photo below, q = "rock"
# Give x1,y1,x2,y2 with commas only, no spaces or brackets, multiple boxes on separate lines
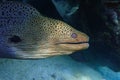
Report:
0,56,103,80
52,0,79,21
98,67,120,80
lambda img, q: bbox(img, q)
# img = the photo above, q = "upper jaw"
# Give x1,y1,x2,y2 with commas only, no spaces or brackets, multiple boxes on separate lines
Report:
55,39,89,45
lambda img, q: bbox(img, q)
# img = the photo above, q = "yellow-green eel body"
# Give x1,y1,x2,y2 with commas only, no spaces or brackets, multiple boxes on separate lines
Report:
0,1,89,59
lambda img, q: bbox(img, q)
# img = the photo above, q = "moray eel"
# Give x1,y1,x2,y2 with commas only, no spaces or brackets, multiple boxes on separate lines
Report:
0,1,89,59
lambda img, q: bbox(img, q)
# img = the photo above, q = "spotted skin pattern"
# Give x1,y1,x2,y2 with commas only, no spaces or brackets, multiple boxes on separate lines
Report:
0,1,89,59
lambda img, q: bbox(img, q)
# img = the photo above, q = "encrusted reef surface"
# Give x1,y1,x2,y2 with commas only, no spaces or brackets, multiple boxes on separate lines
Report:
0,56,103,80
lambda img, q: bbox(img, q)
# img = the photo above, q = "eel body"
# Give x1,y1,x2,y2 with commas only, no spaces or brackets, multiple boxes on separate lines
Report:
0,1,89,59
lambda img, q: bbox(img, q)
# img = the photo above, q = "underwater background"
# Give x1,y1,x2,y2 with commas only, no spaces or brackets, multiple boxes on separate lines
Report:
0,0,120,80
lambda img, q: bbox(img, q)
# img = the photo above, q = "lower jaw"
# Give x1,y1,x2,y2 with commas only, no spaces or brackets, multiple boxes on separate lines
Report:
58,43,89,51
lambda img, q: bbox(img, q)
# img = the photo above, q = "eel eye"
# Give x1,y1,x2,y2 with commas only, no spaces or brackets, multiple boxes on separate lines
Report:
9,35,22,43
71,33,77,38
